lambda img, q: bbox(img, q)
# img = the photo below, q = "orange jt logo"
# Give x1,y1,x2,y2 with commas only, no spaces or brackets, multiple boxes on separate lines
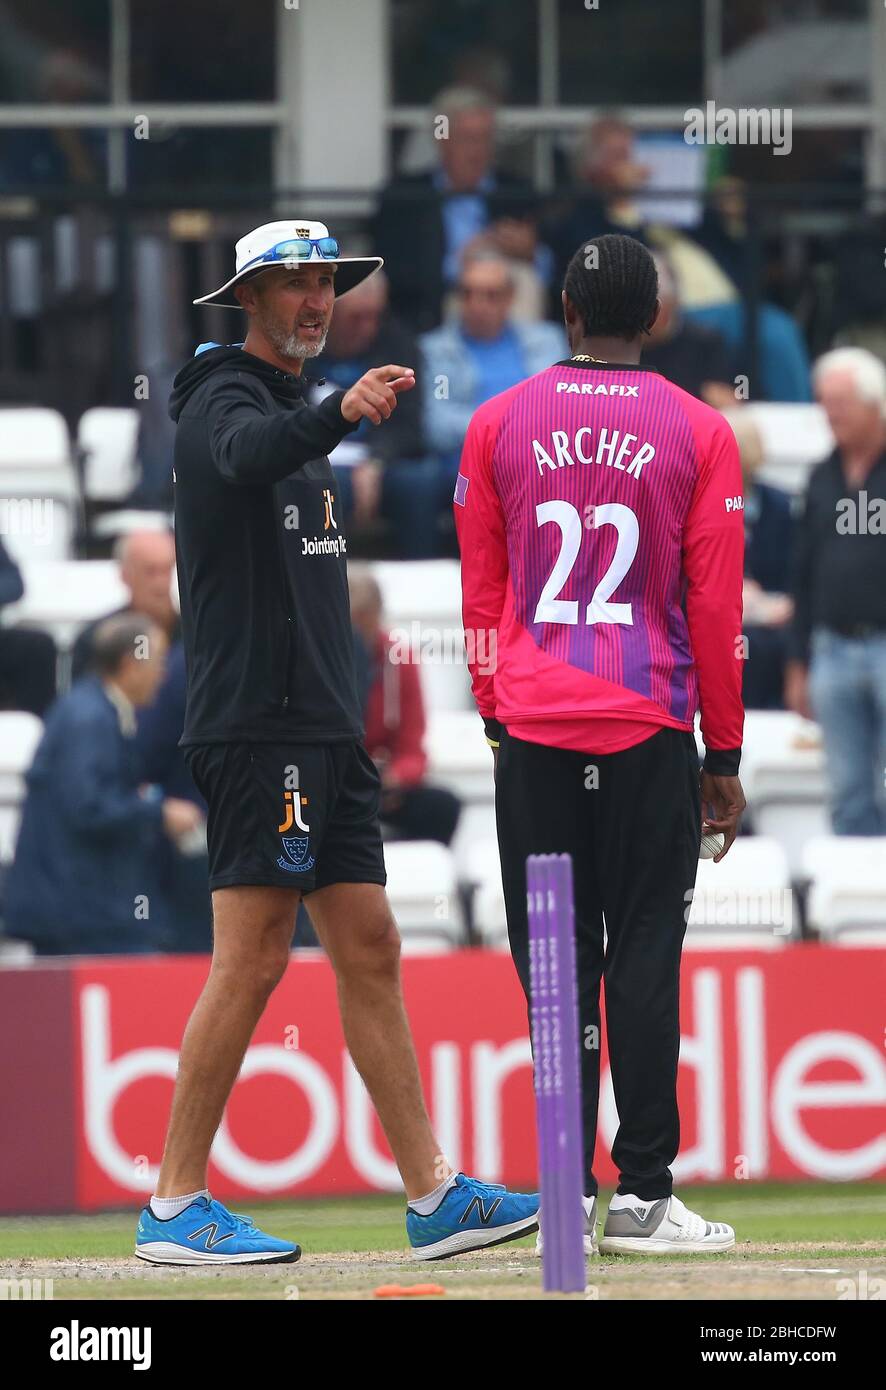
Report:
278,791,310,833
323,488,338,531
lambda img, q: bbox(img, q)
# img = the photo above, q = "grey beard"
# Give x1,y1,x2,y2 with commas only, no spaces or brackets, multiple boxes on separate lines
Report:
274,326,328,360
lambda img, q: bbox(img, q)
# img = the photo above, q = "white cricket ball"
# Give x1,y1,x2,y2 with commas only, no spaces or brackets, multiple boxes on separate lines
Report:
699,831,725,860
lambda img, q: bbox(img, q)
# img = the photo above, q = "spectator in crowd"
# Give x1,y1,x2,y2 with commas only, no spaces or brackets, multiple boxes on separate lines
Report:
542,115,658,286
723,411,795,709
4,613,202,955
136,642,212,952
0,537,56,715
374,87,547,331
309,271,430,555
421,251,564,491
542,114,811,402
786,347,886,834
643,253,737,409
71,529,179,680
349,566,461,846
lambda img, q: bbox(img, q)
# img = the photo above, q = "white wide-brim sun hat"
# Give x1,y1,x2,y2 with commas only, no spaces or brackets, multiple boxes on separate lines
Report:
193,219,383,308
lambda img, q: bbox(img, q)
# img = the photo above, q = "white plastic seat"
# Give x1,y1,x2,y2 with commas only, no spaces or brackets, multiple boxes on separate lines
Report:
740,711,830,876
3,560,128,651
0,407,70,472
687,836,793,940
0,804,22,865
467,837,508,945
426,710,494,798
831,930,886,947
383,840,464,944
0,711,43,803
425,712,497,880
746,402,833,495
802,836,886,937
78,407,141,503
371,560,462,624
0,500,76,564
0,407,79,563
0,712,42,866
370,560,472,712
91,508,173,541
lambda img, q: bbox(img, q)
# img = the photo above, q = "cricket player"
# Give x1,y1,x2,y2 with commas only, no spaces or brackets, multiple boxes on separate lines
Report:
135,220,538,1264
455,234,745,1254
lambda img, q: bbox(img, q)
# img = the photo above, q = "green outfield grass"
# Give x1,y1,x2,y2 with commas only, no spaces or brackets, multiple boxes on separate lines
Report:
2,1182,884,1261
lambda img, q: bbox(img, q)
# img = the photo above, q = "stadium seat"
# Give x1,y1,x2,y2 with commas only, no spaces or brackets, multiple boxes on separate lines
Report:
801,836,886,938
3,559,128,652
383,840,465,946
740,711,830,876
371,560,462,622
426,710,493,799
425,710,499,885
686,836,793,944
746,402,833,495
90,508,173,541
370,560,473,712
466,837,508,945
829,930,886,947
0,407,79,563
78,407,140,502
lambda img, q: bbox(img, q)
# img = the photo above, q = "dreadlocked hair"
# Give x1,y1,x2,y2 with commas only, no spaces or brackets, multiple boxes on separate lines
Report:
563,233,659,342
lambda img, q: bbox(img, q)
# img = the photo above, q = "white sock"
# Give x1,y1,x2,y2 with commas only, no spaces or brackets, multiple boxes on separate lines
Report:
408,1172,458,1216
149,1189,209,1219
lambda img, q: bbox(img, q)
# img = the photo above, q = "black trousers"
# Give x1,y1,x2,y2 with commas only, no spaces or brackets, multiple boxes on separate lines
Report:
495,726,701,1201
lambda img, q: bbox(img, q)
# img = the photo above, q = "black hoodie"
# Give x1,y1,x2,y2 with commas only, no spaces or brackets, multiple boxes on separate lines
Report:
170,345,363,746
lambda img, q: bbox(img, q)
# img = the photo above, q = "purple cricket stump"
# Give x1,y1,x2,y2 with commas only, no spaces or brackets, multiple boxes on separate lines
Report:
527,859,560,1291
549,853,586,1292
528,853,585,1294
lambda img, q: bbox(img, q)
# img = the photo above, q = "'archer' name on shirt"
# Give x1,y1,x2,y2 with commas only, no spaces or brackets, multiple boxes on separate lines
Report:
532,427,656,480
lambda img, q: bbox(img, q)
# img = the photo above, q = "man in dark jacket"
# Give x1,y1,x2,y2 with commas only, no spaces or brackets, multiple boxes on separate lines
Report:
135,218,537,1269
374,89,543,331
4,613,201,954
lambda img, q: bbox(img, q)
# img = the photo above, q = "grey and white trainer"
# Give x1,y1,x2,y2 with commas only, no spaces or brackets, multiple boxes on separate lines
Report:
600,1194,735,1254
536,1195,598,1257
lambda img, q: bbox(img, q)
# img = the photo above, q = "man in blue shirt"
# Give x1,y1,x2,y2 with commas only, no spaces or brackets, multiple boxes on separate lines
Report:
374,88,546,331
421,251,565,491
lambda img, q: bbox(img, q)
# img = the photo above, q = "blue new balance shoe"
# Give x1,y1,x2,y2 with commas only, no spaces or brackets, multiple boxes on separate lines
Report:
135,1195,300,1266
407,1174,539,1260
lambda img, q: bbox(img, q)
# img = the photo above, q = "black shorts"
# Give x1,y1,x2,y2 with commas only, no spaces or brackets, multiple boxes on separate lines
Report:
184,740,387,894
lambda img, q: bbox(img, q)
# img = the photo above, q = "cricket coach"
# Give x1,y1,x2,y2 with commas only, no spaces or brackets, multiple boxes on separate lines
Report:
135,221,538,1265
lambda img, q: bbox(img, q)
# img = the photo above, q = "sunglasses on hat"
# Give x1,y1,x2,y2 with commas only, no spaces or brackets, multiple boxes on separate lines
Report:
242,236,341,272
